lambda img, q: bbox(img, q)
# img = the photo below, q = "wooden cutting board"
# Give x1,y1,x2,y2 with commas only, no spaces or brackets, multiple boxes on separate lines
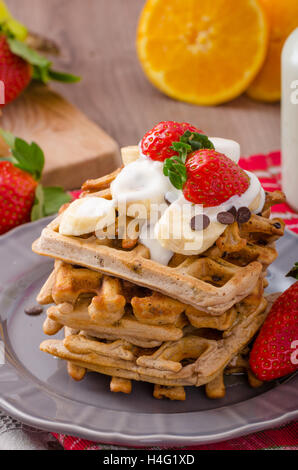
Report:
0,82,121,190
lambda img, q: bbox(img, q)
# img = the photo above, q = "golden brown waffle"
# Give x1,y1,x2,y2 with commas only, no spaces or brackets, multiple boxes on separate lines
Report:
40,296,268,395
33,218,264,315
32,180,285,314
38,261,265,346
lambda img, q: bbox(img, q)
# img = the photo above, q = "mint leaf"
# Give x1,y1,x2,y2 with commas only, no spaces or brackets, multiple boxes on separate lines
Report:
31,184,45,221
48,69,81,83
286,262,298,280
43,186,71,216
12,138,44,181
163,131,214,190
181,130,215,151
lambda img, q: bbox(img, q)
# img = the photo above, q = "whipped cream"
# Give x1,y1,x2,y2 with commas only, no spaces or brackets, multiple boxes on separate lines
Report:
60,137,265,262
209,137,240,163
140,223,173,265
111,158,173,207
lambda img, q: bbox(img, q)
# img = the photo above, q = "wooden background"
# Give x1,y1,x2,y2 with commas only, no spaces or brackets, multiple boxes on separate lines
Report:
7,0,281,156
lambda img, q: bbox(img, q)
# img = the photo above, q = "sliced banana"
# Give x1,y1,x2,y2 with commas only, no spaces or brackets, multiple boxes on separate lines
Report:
209,137,240,163
59,197,115,236
155,197,226,256
121,146,140,166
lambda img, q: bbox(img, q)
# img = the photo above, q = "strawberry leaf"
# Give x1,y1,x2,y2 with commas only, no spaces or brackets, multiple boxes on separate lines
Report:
0,128,16,149
31,185,71,221
7,37,80,85
12,138,44,181
7,37,50,68
31,183,44,221
48,69,81,83
43,186,71,216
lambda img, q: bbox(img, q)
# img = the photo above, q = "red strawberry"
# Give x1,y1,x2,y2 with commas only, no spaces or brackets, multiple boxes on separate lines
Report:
250,282,298,381
0,35,32,106
0,161,37,234
140,121,204,162
183,149,249,207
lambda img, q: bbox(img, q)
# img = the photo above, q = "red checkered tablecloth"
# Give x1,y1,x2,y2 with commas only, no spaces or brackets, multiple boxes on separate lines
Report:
56,151,298,450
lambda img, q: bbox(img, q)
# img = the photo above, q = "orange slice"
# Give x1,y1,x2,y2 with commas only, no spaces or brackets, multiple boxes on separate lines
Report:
247,0,298,102
137,0,268,106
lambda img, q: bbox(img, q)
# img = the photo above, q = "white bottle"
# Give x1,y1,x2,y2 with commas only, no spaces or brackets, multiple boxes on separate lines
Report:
282,28,298,212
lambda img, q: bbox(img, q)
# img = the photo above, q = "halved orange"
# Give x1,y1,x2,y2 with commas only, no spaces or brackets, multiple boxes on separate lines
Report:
137,0,269,106
247,0,298,102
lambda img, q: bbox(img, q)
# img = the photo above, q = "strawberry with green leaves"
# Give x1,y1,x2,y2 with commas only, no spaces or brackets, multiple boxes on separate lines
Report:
140,121,206,162
250,278,298,381
0,129,71,235
156,125,249,207
0,1,79,106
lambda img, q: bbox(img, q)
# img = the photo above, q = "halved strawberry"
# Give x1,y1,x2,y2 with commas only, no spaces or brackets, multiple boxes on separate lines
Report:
140,121,204,162
183,149,250,207
250,282,298,381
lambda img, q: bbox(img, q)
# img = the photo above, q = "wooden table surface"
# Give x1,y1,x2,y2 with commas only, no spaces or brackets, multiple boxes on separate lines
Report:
7,0,281,157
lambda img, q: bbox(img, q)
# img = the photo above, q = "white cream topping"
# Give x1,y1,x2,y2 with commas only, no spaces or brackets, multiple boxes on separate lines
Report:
140,223,173,265
60,137,265,263
111,158,173,206
209,137,241,163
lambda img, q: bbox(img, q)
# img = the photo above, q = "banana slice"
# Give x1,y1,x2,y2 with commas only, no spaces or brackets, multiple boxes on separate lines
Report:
155,197,226,255
121,146,140,166
59,197,115,236
209,137,240,163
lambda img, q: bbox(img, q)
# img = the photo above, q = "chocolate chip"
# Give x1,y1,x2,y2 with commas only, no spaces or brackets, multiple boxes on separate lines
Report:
258,239,268,246
24,305,43,316
228,206,237,218
190,214,210,231
237,207,251,224
212,275,222,282
217,211,235,225
273,222,281,229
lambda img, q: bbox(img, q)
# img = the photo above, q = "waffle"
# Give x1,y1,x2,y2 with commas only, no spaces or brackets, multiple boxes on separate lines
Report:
40,296,269,398
33,163,285,400
32,198,285,315
38,260,265,346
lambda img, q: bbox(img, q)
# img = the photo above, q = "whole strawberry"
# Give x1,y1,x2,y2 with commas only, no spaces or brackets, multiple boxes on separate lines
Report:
0,129,71,235
141,121,204,162
183,149,249,207
0,34,32,105
0,161,36,234
250,282,298,381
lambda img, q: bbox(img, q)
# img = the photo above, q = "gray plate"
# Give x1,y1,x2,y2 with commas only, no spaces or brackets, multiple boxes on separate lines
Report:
0,217,297,447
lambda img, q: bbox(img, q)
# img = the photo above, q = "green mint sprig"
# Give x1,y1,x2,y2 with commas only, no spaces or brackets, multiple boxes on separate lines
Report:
0,128,71,221
286,262,298,280
163,131,214,190
7,38,80,84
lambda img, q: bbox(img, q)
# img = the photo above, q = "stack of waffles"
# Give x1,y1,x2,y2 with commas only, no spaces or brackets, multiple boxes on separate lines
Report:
33,165,285,400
